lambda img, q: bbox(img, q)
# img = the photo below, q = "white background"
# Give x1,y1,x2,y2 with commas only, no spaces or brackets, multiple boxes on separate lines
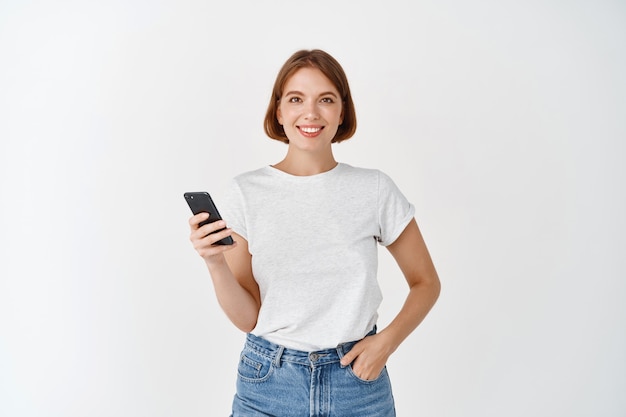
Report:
1,1,625,416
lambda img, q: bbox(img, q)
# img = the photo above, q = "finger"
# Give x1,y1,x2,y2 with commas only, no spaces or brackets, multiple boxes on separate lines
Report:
196,220,227,237
196,240,238,258
206,227,234,245
340,355,353,367
340,345,361,366
192,223,233,246
189,212,210,228
191,219,227,242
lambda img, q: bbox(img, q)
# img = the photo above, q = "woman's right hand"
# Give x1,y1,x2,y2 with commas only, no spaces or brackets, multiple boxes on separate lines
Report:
189,213,237,263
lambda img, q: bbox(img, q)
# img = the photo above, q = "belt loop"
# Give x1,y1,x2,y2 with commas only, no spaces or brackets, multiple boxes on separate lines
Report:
273,345,285,368
336,344,347,368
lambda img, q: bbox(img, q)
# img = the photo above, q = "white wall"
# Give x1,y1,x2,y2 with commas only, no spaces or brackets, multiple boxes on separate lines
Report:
1,1,624,416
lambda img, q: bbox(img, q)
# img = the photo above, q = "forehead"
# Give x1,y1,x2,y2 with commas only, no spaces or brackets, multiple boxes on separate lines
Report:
283,67,339,94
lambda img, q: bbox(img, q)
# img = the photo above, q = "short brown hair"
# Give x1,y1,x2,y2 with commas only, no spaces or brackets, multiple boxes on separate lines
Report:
264,49,357,144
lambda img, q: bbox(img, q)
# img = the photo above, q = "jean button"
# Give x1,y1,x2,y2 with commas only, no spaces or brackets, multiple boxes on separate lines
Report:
309,353,319,362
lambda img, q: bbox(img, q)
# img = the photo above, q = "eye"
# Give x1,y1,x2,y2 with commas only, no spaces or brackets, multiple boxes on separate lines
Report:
320,97,335,104
288,96,302,103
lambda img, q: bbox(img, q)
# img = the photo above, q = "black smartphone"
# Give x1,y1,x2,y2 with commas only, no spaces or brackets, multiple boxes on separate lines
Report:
184,192,234,245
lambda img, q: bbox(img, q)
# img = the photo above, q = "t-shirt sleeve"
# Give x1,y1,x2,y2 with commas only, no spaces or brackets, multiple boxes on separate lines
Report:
220,178,248,240
376,170,415,246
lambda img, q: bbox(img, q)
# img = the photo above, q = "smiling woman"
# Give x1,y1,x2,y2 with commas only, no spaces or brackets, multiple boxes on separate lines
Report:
264,49,357,145
187,49,440,417
274,67,344,165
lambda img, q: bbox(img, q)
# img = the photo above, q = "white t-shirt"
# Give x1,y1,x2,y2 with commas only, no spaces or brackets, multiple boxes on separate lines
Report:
221,163,415,351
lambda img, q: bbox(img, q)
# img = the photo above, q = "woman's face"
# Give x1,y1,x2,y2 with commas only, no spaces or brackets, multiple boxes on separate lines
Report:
277,67,344,153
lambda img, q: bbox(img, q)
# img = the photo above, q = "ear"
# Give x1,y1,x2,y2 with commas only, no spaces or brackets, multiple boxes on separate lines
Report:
339,102,346,126
276,107,283,125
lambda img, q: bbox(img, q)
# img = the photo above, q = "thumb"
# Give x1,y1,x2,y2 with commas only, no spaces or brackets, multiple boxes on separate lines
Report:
340,345,361,367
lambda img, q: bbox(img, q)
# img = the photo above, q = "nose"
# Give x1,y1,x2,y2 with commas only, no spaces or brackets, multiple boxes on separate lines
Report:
303,100,320,120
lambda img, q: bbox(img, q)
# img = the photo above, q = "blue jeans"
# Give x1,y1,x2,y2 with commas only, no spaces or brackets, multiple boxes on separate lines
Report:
230,327,396,417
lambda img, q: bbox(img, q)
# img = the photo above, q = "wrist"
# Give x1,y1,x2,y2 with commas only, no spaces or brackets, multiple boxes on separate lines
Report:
204,252,227,269
377,327,402,355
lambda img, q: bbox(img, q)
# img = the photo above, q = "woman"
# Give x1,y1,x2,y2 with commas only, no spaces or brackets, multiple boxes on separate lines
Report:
189,49,440,416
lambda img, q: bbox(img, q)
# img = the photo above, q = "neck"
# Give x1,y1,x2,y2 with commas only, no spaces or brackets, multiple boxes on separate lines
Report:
272,148,337,176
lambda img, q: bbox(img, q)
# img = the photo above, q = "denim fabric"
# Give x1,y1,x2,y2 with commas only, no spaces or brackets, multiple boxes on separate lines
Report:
230,328,396,417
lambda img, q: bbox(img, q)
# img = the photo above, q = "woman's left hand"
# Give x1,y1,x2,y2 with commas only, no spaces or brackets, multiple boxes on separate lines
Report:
339,333,394,381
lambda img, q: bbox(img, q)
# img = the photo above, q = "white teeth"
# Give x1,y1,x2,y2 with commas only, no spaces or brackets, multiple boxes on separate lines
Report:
300,127,321,133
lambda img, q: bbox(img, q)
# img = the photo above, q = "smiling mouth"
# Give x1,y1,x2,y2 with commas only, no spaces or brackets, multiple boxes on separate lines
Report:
298,126,324,137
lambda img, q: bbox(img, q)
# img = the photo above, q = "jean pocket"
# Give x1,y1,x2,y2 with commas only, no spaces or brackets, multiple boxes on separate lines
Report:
346,364,388,384
237,346,274,383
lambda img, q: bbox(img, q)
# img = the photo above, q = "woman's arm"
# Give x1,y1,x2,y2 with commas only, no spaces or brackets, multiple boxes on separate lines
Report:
189,213,260,332
340,218,441,380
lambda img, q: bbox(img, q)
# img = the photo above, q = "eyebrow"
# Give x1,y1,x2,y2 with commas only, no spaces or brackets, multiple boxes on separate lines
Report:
283,90,339,98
